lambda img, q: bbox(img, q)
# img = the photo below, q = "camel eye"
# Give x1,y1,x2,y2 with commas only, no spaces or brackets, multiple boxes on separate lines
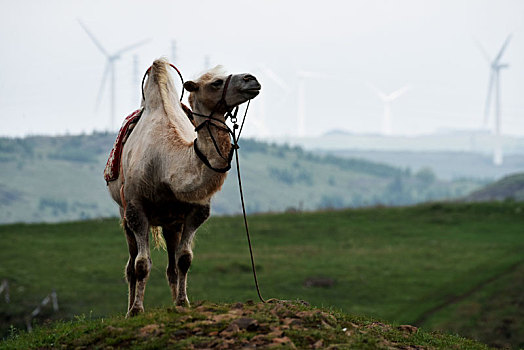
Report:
211,79,223,87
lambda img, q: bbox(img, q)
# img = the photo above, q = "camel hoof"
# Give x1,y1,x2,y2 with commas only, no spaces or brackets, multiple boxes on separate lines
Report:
176,298,190,308
126,305,144,318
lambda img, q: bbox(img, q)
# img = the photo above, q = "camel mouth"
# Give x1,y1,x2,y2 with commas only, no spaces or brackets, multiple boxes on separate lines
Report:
240,86,261,97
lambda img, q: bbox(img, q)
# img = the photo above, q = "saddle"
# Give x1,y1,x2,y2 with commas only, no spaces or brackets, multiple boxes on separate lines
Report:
103,104,196,185
103,109,143,184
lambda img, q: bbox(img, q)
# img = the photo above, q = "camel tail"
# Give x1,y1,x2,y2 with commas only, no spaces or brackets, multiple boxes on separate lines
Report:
122,218,165,250
151,226,166,251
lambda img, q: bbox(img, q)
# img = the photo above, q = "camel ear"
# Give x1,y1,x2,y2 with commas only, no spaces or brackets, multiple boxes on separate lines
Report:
184,81,199,92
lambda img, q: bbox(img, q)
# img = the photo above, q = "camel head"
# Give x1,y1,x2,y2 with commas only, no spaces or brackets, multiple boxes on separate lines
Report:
184,66,261,116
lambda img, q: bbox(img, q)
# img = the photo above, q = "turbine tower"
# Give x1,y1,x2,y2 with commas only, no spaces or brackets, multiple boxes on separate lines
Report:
476,34,512,165
297,71,332,137
367,83,410,135
79,19,150,131
132,55,140,104
171,40,177,63
253,65,291,137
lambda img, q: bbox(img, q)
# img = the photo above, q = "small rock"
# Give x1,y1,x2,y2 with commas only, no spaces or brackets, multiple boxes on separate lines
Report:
313,339,324,349
232,302,244,309
138,323,163,337
270,336,296,349
173,329,188,337
232,317,259,331
175,306,189,313
220,323,240,338
211,313,236,322
268,329,284,338
106,326,124,333
250,334,268,345
283,318,303,327
397,325,418,334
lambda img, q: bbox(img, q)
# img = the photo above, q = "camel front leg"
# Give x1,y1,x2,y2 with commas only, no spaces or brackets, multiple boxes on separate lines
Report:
176,204,210,307
123,221,138,312
162,223,183,303
125,202,151,317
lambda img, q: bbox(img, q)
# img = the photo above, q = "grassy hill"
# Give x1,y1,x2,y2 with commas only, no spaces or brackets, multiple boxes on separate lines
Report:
464,173,524,202
0,202,523,348
0,133,483,223
1,301,489,349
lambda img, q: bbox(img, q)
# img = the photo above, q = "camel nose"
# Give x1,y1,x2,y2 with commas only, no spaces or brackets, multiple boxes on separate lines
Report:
243,74,257,82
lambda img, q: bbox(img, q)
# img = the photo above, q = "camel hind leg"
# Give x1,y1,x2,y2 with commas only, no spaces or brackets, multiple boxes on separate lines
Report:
162,223,183,303
176,204,210,307
125,201,151,317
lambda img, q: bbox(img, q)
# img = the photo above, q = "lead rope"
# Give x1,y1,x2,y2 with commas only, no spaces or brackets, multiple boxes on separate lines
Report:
231,100,266,303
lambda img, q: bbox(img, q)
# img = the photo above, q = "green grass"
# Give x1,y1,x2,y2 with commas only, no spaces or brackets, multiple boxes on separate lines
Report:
0,202,523,347
0,301,490,349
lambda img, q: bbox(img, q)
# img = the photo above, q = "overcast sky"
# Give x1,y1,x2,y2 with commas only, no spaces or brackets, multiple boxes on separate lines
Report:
1,0,523,138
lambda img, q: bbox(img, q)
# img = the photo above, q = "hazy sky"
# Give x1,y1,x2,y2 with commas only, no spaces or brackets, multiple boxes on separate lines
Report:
1,0,523,138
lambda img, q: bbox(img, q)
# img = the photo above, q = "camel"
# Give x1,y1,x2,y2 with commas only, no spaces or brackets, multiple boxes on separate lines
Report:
107,58,261,317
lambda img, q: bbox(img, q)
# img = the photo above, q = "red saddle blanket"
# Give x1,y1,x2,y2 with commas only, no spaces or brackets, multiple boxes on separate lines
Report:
104,109,143,184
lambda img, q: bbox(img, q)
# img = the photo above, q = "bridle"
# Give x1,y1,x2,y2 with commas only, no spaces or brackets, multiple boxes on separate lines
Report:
141,65,250,173
141,64,264,303
189,74,251,173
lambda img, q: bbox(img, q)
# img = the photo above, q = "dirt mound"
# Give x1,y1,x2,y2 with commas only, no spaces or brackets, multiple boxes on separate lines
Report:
1,300,489,349
96,301,449,349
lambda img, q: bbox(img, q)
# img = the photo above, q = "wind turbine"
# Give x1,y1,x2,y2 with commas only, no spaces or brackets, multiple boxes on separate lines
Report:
367,83,410,135
252,65,291,137
132,55,140,104
171,40,177,63
78,19,150,131
297,71,333,137
475,34,512,165
204,55,211,70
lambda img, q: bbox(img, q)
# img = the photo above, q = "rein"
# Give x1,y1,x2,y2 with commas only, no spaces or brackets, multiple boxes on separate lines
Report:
185,76,266,303
141,63,266,303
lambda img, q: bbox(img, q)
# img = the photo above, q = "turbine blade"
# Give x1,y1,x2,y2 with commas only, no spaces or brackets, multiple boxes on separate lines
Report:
483,70,495,126
261,66,291,92
473,37,491,63
366,82,388,101
78,19,109,57
388,85,411,100
297,70,332,79
95,63,111,110
114,38,151,57
494,34,512,64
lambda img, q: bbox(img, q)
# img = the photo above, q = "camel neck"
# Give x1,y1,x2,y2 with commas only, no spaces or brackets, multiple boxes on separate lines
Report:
193,111,232,171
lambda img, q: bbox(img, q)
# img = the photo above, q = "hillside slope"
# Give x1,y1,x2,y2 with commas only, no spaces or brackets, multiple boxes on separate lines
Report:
0,133,482,223
464,172,524,202
1,202,522,347
0,301,489,349
325,149,524,180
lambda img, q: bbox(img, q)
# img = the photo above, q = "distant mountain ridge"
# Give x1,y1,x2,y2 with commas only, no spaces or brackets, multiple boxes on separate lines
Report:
0,133,483,223
465,173,524,202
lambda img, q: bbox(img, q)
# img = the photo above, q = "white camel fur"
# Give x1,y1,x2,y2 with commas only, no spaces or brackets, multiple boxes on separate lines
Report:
107,58,261,317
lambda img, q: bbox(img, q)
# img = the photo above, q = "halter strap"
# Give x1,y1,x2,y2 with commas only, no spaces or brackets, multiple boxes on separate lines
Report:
141,63,185,103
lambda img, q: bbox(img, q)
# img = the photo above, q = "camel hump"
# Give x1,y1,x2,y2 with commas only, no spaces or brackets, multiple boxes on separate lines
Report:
144,58,180,116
